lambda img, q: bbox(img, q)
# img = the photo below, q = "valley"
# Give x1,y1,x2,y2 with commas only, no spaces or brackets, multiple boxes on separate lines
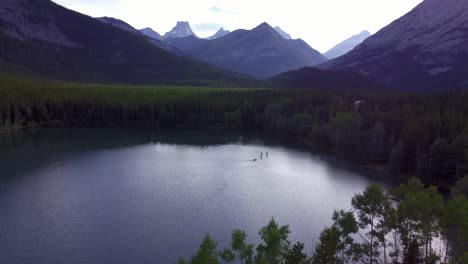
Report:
0,0,467,263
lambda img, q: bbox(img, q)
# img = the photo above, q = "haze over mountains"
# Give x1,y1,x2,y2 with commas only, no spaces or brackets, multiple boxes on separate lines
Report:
324,31,371,59
322,0,468,90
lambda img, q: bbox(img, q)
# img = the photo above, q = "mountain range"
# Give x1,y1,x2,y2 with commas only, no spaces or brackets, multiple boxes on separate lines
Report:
117,20,326,78
165,22,327,78
0,0,246,85
322,0,468,90
96,16,180,53
1,0,467,90
324,31,371,59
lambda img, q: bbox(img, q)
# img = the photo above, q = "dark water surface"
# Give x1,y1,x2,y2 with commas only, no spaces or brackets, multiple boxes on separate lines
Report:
0,128,388,264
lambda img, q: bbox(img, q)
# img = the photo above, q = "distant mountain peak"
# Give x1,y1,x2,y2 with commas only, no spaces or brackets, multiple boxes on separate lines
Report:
165,21,327,78
254,22,274,30
324,30,371,59
251,22,279,37
140,27,162,40
163,21,195,39
322,0,468,90
359,30,371,36
208,27,230,40
274,26,292,39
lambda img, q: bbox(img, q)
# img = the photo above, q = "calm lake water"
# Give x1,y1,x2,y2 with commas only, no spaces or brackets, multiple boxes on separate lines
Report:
0,128,389,264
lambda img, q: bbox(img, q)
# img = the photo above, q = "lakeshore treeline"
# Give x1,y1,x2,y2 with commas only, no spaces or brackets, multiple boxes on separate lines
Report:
180,178,468,264
1,74,468,189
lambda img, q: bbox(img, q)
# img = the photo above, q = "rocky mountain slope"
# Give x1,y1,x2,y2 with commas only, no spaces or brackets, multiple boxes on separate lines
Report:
163,21,196,39
322,0,468,90
0,0,248,85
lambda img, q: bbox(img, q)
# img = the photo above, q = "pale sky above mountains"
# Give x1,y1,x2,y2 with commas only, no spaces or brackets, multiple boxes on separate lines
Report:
53,0,423,52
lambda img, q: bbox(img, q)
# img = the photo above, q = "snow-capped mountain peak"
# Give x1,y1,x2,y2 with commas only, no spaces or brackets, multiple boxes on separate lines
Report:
163,21,196,39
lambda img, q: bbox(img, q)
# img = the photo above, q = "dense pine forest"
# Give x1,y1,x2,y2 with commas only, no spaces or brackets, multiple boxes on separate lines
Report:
1,74,468,190
180,178,468,264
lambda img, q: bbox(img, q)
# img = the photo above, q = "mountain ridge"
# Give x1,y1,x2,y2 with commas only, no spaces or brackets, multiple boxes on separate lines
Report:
0,0,250,85
274,26,292,39
165,22,327,78
208,28,230,40
324,30,371,59
140,27,162,40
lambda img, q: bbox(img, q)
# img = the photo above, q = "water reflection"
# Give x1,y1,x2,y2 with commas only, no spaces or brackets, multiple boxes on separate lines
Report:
0,128,389,264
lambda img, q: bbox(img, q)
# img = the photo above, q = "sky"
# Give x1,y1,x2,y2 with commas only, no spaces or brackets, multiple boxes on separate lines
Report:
53,0,423,53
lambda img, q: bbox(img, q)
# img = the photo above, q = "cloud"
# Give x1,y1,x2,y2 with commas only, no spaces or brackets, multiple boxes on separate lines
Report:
209,6,223,13
209,5,237,15
193,22,224,32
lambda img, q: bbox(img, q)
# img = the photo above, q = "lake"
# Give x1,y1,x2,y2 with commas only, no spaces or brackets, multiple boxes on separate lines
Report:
0,128,389,264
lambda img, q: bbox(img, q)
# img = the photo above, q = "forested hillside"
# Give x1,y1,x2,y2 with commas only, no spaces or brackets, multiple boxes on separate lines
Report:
1,74,468,189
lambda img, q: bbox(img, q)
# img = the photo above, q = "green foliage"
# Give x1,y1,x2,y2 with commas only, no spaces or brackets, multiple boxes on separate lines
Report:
327,112,362,154
331,210,359,262
189,234,219,264
183,179,468,264
224,229,254,264
452,176,468,198
403,239,423,264
256,218,290,264
352,184,388,263
392,178,445,262
312,226,341,264
284,242,309,264
441,195,468,261
458,251,468,264
219,249,235,263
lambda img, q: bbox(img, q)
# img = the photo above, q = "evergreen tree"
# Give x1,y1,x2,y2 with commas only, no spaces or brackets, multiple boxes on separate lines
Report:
284,242,309,264
312,227,340,264
190,234,219,264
